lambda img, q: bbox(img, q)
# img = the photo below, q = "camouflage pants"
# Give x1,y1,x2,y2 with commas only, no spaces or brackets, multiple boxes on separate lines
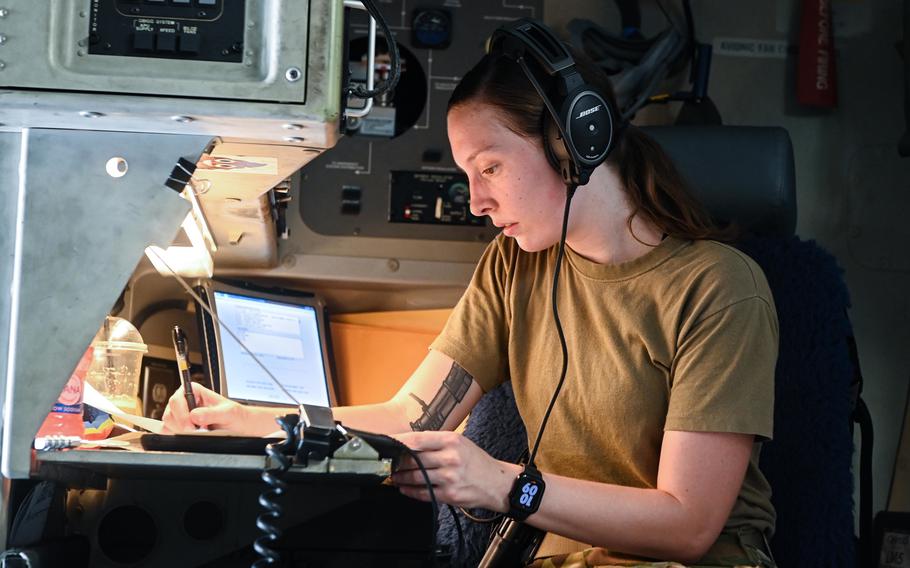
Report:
526,529,776,568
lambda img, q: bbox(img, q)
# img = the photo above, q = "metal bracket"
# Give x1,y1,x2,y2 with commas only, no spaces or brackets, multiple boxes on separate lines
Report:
343,0,376,119
0,129,211,479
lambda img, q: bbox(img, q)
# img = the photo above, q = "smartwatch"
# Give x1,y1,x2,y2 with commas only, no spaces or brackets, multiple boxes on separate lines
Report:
507,464,546,521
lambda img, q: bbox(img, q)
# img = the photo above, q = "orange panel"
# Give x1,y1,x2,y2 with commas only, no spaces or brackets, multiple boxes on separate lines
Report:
328,310,451,406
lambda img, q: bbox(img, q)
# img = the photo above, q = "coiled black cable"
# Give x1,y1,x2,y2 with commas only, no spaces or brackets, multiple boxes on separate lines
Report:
252,419,447,566
252,415,298,567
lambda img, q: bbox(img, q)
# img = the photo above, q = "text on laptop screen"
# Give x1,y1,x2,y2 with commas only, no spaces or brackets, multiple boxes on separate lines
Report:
214,290,330,406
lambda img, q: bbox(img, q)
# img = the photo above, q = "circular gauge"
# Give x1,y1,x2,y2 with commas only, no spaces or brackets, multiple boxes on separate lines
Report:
412,9,452,49
448,181,469,204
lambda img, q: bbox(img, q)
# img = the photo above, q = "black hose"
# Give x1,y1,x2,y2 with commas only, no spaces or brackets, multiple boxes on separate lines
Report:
348,0,401,99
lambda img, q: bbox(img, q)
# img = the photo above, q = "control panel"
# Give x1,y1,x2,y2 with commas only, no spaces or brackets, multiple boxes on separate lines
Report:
89,0,245,62
296,0,543,243
389,171,483,227
0,2,323,107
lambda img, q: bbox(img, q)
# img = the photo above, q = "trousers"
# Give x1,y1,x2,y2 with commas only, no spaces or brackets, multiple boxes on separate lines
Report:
526,528,776,568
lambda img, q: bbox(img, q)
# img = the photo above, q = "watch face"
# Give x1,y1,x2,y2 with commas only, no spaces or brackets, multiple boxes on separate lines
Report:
518,479,541,508
511,474,544,512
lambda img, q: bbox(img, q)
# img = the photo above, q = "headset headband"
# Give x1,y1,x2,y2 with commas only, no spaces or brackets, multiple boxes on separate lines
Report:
487,19,615,186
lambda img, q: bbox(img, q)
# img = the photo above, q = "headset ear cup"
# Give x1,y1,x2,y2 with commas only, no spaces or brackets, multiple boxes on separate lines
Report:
564,90,614,166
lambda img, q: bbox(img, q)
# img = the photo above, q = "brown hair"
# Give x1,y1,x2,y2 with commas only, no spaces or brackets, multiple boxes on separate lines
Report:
448,51,736,242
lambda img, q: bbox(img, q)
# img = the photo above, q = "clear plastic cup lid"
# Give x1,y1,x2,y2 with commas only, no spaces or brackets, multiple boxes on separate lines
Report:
91,316,148,353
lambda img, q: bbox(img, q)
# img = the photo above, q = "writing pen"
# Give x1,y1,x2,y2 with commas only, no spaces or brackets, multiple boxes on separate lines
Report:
171,326,198,412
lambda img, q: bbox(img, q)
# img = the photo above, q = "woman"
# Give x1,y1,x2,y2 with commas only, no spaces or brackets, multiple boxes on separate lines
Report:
163,32,778,568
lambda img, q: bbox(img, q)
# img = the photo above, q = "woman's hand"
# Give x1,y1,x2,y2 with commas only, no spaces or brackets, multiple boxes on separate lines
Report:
161,383,255,434
391,431,520,511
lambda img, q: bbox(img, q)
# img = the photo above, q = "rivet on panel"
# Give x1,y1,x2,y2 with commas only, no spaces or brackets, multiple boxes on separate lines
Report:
105,157,128,178
285,67,302,82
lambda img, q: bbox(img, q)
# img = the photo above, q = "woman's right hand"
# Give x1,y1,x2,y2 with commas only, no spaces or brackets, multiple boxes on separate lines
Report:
161,383,255,434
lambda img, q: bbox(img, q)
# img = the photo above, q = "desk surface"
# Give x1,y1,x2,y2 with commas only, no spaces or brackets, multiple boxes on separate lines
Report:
33,446,392,483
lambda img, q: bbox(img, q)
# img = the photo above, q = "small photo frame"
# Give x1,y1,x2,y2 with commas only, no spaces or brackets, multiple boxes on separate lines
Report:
140,356,203,420
874,511,910,567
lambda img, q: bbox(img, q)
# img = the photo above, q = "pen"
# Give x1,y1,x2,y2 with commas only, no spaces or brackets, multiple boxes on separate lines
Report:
171,326,197,412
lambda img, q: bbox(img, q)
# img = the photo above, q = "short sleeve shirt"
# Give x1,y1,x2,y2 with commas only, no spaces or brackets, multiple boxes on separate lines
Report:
430,235,778,557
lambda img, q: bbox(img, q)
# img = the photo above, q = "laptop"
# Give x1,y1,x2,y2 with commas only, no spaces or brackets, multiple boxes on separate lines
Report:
194,279,338,408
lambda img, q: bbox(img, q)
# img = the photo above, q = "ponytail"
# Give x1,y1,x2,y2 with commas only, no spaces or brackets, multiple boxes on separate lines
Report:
613,126,738,242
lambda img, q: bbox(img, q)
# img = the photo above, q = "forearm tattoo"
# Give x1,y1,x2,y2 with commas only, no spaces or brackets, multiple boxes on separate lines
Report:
409,363,474,431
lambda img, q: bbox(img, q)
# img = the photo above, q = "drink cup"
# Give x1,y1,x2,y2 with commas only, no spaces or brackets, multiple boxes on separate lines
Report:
85,316,148,417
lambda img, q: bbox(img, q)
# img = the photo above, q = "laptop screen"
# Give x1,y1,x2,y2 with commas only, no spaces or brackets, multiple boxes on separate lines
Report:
212,289,334,407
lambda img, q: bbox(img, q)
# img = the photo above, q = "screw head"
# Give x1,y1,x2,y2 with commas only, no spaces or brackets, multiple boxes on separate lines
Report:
285,67,302,82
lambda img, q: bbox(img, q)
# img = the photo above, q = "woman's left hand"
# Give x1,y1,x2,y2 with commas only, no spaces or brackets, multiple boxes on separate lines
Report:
392,431,519,511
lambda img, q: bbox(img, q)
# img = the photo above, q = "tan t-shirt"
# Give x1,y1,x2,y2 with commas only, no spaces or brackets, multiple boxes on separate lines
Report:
430,234,778,562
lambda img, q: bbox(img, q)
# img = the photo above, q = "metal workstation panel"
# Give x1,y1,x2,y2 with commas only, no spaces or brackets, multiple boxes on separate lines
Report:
0,0,345,146
0,0,351,480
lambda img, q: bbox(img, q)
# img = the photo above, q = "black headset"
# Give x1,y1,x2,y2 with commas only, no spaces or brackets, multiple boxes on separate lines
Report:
487,19,618,186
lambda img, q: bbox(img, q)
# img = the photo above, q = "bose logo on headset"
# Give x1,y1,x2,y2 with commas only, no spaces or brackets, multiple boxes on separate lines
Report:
576,105,602,119
487,18,618,186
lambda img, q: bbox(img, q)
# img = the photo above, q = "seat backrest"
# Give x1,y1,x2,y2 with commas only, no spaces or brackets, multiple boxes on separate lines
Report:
643,125,797,238
650,125,857,566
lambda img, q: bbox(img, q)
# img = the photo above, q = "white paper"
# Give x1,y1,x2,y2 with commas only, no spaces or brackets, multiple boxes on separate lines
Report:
83,382,164,434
